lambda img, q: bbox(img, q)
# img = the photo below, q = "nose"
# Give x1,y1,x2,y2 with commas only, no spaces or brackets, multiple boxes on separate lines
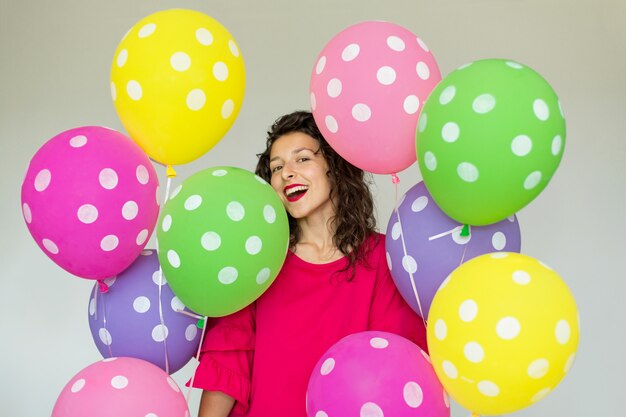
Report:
281,162,296,180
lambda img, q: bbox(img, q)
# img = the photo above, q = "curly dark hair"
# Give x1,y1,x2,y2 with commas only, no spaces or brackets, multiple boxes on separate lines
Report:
256,111,377,277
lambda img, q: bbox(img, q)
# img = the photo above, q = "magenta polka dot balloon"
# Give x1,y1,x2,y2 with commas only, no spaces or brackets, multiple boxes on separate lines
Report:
21,126,159,279
52,357,189,417
307,331,450,417
310,21,441,174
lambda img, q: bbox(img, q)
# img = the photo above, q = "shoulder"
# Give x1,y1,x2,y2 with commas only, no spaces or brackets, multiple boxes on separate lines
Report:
361,232,386,264
365,232,385,252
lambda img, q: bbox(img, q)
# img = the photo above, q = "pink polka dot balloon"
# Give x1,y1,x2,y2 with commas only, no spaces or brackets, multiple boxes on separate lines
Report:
310,21,441,174
52,357,189,417
307,331,450,417
21,126,159,280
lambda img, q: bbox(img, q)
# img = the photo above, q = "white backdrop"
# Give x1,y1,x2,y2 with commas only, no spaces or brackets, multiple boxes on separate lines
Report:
1,0,624,416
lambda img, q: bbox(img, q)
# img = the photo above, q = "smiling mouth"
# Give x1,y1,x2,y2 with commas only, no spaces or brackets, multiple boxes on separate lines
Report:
285,185,308,202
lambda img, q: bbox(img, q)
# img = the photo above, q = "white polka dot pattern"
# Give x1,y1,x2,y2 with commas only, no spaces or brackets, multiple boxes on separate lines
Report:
99,168,118,190
226,201,245,221
133,296,151,313
201,232,221,251
101,235,120,251
403,381,423,407
186,89,206,111
117,49,128,67
78,204,99,224
369,337,389,349
442,360,458,379
71,378,86,393
342,44,360,61
196,28,213,45
307,332,448,417
459,300,478,322
434,319,447,340
256,268,271,284
122,201,139,220
155,167,289,317
310,21,441,174
377,66,396,85
473,94,496,113
55,357,189,415
218,267,238,284
427,252,578,412
70,135,88,148
151,324,169,342
360,402,384,417
496,316,521,340
403,95,420,114
170,52,191,71
126,80,142,100
138,23,156,38
213,62,229,81
87,252,202,375
416,59,566,226
320,358,335,375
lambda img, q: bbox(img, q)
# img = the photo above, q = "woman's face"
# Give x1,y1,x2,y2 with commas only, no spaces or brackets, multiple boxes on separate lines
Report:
268,132,334,220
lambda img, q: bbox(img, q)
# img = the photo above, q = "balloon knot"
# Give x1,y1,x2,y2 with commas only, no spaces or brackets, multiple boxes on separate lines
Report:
391,173,400,184
197,318,205,329
98,280,109,293
166,165,177,178
460,224,471,237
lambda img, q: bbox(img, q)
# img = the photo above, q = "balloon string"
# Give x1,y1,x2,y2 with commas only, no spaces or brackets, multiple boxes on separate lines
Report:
98,279,110,293
158,175,174,374
186,315,209,404
157,269,170,374
459,238,469,266
175,309,204,320
163,175,173,207
392,178,428,327
98,285,114,358
92,283,98,321
429,225,463,241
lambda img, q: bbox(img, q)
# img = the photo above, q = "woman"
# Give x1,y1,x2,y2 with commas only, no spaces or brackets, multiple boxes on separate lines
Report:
193,111,426,417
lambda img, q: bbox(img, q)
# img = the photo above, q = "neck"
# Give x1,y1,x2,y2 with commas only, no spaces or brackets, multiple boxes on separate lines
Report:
294,209,341,262
296,212,335,248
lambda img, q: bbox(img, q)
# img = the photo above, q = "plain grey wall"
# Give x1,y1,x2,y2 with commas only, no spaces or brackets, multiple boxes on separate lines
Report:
2,0,624,415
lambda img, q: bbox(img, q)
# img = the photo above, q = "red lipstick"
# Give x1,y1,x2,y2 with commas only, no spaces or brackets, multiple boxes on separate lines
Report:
284,184,308,202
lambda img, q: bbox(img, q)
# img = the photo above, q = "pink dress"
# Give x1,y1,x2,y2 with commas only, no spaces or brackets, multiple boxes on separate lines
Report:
191,233,427,417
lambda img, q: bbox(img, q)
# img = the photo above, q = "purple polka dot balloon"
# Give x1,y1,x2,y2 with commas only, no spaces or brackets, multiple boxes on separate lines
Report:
385,181,521,320
88,250,201,374
307,331,450,417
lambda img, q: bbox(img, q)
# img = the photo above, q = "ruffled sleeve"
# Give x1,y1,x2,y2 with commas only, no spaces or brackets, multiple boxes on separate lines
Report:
190,304,256,416
367,236,428,352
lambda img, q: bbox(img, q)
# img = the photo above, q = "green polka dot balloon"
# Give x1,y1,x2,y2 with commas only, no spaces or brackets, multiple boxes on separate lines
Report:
157,167,289,317
416,59,566,226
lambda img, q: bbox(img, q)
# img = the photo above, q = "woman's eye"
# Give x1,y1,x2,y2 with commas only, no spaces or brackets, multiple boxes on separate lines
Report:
297,157,310,163
271,165,282,173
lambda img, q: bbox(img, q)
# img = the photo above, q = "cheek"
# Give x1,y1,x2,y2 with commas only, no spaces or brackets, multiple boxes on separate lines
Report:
270,178,283,198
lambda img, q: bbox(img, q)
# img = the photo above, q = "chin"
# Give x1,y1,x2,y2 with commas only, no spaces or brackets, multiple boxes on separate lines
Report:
286,208,306,219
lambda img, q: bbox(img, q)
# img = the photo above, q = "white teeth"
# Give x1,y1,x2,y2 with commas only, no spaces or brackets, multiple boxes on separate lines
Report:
285,185,308,196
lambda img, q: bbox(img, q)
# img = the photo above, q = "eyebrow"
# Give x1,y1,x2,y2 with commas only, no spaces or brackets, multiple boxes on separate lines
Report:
269,147,316,163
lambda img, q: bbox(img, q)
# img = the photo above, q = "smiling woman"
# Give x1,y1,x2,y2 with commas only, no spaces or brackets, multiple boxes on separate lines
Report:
189,111,428,417
258,111,377,266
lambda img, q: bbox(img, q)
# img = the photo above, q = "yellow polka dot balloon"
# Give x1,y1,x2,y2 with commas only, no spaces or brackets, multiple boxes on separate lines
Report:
111,9,245,166
427,252,579,415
